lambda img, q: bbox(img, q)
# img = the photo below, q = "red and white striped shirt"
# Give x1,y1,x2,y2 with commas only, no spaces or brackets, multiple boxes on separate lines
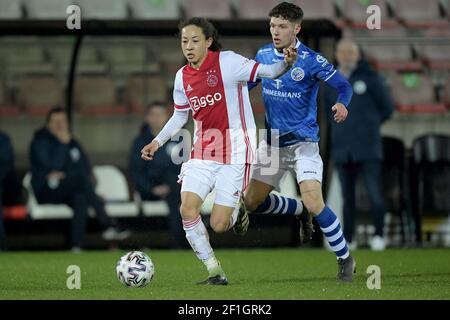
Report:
173,50,260,165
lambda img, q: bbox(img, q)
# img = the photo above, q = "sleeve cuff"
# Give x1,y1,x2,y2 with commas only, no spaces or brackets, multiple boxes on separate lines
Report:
174,103,190,110
249,62,260,83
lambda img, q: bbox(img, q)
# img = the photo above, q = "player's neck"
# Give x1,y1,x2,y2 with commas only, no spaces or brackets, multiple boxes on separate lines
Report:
276,38,298,53
190,51,209,69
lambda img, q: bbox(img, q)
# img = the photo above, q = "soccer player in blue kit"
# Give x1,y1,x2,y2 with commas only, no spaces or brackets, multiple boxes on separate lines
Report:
234,2,356,282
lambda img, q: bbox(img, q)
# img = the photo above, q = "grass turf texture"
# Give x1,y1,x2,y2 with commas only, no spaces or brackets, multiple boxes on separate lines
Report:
0,249,449,300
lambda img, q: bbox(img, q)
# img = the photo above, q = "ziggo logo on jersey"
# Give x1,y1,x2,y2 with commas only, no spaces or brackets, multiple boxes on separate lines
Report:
189,93,222,111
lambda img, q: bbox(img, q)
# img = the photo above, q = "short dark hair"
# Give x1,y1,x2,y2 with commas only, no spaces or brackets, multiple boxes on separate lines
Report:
269,2,304,23
45,106,66,124
178,17,222,51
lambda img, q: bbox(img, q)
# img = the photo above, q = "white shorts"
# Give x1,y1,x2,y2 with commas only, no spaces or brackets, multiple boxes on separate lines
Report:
251,140,323,189
178,159,251,208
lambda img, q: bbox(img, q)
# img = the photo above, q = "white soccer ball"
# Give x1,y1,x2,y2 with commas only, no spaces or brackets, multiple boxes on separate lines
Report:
116,251,154,287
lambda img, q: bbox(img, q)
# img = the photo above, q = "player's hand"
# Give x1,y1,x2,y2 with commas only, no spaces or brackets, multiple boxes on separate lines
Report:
332,103,348,123
141,140,160,161
283,47,298,67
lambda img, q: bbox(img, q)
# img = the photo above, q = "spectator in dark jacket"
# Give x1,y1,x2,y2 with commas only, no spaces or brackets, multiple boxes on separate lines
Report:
30,107,130,251
129,102,186,248
323,39,394,251
0,131,14,250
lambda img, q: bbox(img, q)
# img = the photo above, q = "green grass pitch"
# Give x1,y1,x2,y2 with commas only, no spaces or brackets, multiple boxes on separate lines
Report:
0,248,449,300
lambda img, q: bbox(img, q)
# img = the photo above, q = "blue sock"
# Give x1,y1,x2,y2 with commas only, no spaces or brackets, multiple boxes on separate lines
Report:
315,206,349,259
254,193,303,215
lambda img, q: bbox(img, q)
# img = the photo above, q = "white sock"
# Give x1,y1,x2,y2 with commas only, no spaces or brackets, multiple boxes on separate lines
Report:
183,216,215,263
227,205,240,230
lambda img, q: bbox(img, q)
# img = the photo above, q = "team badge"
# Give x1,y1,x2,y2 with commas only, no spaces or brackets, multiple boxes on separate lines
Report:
207,74,218,87
353,80,367,95
291,67,305,81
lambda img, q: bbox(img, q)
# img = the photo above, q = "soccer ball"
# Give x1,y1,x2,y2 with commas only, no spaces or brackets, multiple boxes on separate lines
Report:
116,251,155,287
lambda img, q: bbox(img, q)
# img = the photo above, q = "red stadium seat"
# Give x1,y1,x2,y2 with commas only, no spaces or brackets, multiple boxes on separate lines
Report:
341,0,397,28
391,0,449,29
2,205,27,220
301,0,344,27
18,75,64,115
236,0,284,20
183,0,232,19
128,0,180,20
0,81,19,116
75,76,127,115
415,44,450,71
390,72,446,113
125,75,168,113
76,0,128,19
361,43,422,71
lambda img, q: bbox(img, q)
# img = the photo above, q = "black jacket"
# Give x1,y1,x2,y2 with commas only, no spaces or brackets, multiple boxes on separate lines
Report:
29,127,91,195
322,60,394,163
129,124,181,197
0,131,13,182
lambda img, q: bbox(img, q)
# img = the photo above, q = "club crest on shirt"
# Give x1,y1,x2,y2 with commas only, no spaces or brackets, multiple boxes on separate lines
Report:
207,74,218,87
291,67,305,81
206,69,219,88
353,80,367,95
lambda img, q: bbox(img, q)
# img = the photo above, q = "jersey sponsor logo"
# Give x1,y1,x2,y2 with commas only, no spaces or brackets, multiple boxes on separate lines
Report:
316,55,329,67
290,67,305,81
273,79,283,89
263,87,302,99
301,51,309,59
190,92,223,111
353,80,367,95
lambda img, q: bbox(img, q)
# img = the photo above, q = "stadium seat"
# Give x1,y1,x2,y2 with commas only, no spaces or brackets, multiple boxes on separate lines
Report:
301,0,337,21
128,0,180,19
360,43,422,71
18,75,64,115
0,81,19,116
75,76,127,115
341,0,397,28
106,45,159,76
92,165,139,218
235,0,280,20
24,0,72,19
77,45,108,74
390,72,446,113
391,0,449,29
0,0,22,19
411,134,450,242
1,42,53,75
183,0,232,19
22,172,73,220
75,0,128,19
415,44,450,70
125,74,168,113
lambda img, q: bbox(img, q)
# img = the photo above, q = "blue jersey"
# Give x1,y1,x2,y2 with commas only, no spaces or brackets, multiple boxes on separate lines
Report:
251,40,338,147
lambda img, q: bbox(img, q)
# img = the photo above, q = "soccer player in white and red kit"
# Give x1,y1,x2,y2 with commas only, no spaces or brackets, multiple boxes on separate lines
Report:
141,18,297,285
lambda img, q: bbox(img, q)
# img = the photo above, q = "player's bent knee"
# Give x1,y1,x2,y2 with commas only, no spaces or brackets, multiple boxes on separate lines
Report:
209,218,229,233
302,198,325,216
179,203,200,221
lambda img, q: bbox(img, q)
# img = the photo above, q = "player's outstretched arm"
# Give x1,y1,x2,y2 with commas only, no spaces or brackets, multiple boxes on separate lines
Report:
256,47,298,79
326,71,353,123
140,109,189,161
